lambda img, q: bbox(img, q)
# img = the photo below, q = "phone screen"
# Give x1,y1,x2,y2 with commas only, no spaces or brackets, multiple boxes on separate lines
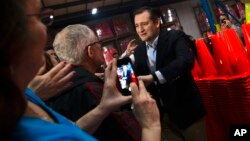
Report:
117,58,137,95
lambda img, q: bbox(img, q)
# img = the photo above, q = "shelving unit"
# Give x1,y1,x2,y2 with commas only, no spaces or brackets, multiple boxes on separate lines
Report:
84,7,182,56
46,3,187,52
193,0,245,35
86,13,136,55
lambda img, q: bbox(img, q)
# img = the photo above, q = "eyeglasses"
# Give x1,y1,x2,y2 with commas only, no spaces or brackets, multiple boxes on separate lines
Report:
27,9,54,26
86,41,102,49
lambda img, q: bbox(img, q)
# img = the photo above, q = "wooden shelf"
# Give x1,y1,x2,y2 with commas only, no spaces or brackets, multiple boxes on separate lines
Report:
161,21,176,28
101,32,135,44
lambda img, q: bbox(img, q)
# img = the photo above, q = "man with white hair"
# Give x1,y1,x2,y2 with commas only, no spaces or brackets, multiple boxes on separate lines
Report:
47,24,141,141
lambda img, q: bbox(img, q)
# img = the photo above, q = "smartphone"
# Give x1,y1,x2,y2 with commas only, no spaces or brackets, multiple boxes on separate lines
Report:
116,57,138,95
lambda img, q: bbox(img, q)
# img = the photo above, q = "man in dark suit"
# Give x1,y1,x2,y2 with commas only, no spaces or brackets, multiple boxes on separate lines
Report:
131,6,206,141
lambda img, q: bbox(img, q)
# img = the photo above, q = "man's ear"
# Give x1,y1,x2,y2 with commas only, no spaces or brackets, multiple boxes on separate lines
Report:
87,46,94,58
156,18,161,28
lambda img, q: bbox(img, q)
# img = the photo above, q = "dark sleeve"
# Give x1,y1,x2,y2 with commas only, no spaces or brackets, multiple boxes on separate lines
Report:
46,82,103,121
157,31,195,83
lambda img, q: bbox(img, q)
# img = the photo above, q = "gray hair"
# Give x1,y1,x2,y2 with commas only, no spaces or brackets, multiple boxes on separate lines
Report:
53,24,98,65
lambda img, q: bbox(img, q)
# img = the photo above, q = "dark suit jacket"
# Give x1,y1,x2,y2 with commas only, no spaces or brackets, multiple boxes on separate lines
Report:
125,69,132,84
133,29,205,129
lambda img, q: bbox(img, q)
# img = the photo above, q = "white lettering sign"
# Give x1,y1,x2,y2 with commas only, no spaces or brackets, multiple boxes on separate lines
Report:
234,129,247,136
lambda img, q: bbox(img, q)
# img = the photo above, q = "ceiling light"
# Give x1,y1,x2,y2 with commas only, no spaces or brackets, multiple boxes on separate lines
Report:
91,8,98,15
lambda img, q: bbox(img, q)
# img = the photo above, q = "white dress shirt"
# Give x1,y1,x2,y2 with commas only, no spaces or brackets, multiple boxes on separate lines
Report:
145,36,166,84
122,36,166,84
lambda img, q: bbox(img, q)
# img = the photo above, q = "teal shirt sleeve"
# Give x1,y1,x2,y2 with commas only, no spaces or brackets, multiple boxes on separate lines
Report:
10,88,98,141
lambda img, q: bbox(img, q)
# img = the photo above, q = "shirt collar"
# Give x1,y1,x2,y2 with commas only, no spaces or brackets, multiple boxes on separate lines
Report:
146,35,159,49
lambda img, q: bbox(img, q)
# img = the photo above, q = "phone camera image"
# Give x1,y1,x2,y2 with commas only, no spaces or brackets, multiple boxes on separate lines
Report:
117,58,137,95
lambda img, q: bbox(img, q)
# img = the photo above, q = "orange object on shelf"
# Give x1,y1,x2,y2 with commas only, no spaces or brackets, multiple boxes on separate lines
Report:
195,38,217,77
222,29,250,75
191,59,202,79
242,23,250,60
210,33,233,76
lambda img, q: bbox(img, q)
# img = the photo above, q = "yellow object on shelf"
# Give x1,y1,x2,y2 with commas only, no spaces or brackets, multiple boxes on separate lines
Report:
215,24,221,32
246,3,250,23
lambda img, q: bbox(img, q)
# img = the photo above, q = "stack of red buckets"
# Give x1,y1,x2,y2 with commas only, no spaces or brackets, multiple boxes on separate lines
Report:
193,23,250,141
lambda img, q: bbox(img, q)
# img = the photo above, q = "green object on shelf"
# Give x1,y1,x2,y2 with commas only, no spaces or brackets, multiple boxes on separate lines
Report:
246,3,250,23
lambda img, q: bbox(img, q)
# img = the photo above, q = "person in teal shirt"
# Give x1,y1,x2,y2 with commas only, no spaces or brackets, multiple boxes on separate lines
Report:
0,0,161,140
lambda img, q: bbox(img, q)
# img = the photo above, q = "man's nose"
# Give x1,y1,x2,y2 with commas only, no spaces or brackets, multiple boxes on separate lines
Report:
138,26,144,33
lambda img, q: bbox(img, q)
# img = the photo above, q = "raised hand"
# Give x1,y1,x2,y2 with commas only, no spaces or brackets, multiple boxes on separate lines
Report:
126,39,137,56
130,80,161,141
28,62,75,101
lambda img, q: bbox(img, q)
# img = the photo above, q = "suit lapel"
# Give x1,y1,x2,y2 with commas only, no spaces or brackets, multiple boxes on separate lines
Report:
135,42,151,74
140,42,148,62
156,30,168,69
